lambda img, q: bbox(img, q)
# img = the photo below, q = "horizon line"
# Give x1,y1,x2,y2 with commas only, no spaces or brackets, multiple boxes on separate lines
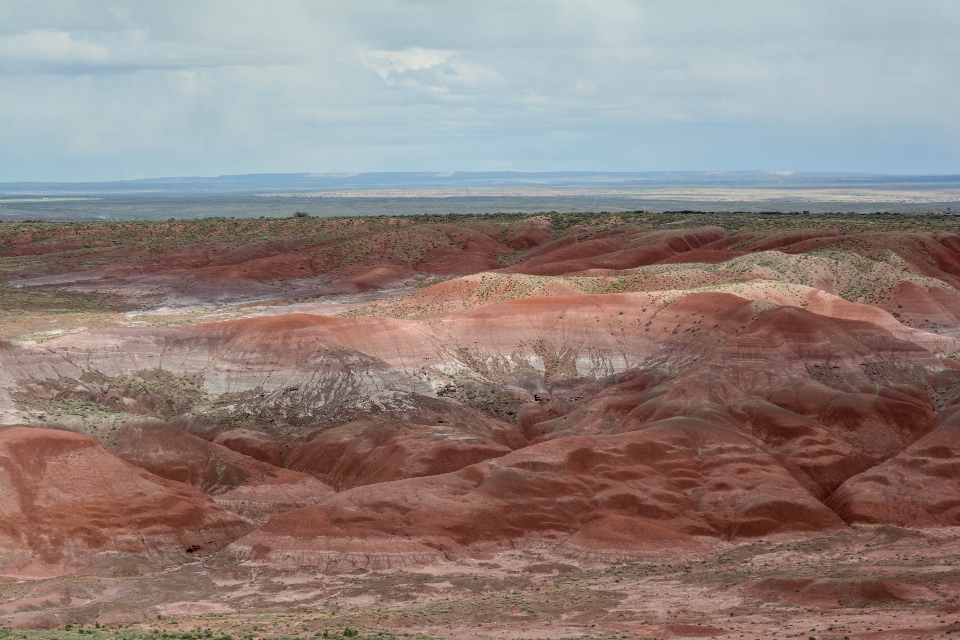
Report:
5,169,960,186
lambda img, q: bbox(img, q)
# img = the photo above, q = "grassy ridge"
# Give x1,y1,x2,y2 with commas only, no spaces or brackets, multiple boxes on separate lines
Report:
1,212,957,280
0,284,134,315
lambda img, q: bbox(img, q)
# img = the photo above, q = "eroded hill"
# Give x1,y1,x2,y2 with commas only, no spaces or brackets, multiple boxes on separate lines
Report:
2,211,960,637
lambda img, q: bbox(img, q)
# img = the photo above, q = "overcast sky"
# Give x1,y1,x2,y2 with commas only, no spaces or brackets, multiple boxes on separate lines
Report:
1,1,958,181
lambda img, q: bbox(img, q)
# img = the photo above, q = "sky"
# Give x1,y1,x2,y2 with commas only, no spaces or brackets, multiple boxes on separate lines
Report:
1,1,959,182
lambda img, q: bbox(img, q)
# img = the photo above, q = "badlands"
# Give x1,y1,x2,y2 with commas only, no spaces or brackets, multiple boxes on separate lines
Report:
2,210,960,639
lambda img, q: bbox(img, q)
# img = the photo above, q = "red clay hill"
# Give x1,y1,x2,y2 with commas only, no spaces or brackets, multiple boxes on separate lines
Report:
2,211,960,577
0,425,252,577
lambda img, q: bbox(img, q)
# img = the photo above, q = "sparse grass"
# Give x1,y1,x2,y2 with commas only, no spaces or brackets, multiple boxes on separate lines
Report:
435,378,523,423
0,528,951,639
0,283,133,314
0,214,532,281
13,369,206,420
2,212,957,282
0,629,432,640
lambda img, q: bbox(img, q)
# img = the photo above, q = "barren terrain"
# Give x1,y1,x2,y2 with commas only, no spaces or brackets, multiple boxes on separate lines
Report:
2,210,960,639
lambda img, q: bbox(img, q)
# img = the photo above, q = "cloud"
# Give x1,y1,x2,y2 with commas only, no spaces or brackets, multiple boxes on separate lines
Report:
360,46,454,80
441,58,503,87
0,29,110,65
0,0,958,180
358,46,502,94
0,24,293,74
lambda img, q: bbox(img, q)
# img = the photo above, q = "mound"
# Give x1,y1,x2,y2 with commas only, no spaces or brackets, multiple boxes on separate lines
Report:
827,402,960,526
748,576,928,608
213,428,283,466
231,418,845,570
107,420,334,524
334,265,418,292
0,426,253,575
414,244,503,275
736,229,841,253
286,404,527,490
873,279,960,333
511,227,727,275
655,249,745,264
509,302,946,495
502,219,554,250
17,314,438,424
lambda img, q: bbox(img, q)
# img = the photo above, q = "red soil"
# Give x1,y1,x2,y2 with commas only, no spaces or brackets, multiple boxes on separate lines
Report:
286,405,527,490
874,279,960,329
513,301,944,494
233,417,847,570
501,219,554,250
827,401,960,526
507,227,728,275
213,428,284,466
655,249,746,264
0,426,253,575
4,214,960,582
108,420,334,524
287,421,513,490
748,576,930,608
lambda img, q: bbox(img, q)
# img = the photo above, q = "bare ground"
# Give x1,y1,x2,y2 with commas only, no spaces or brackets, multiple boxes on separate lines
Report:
4,526,960,639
